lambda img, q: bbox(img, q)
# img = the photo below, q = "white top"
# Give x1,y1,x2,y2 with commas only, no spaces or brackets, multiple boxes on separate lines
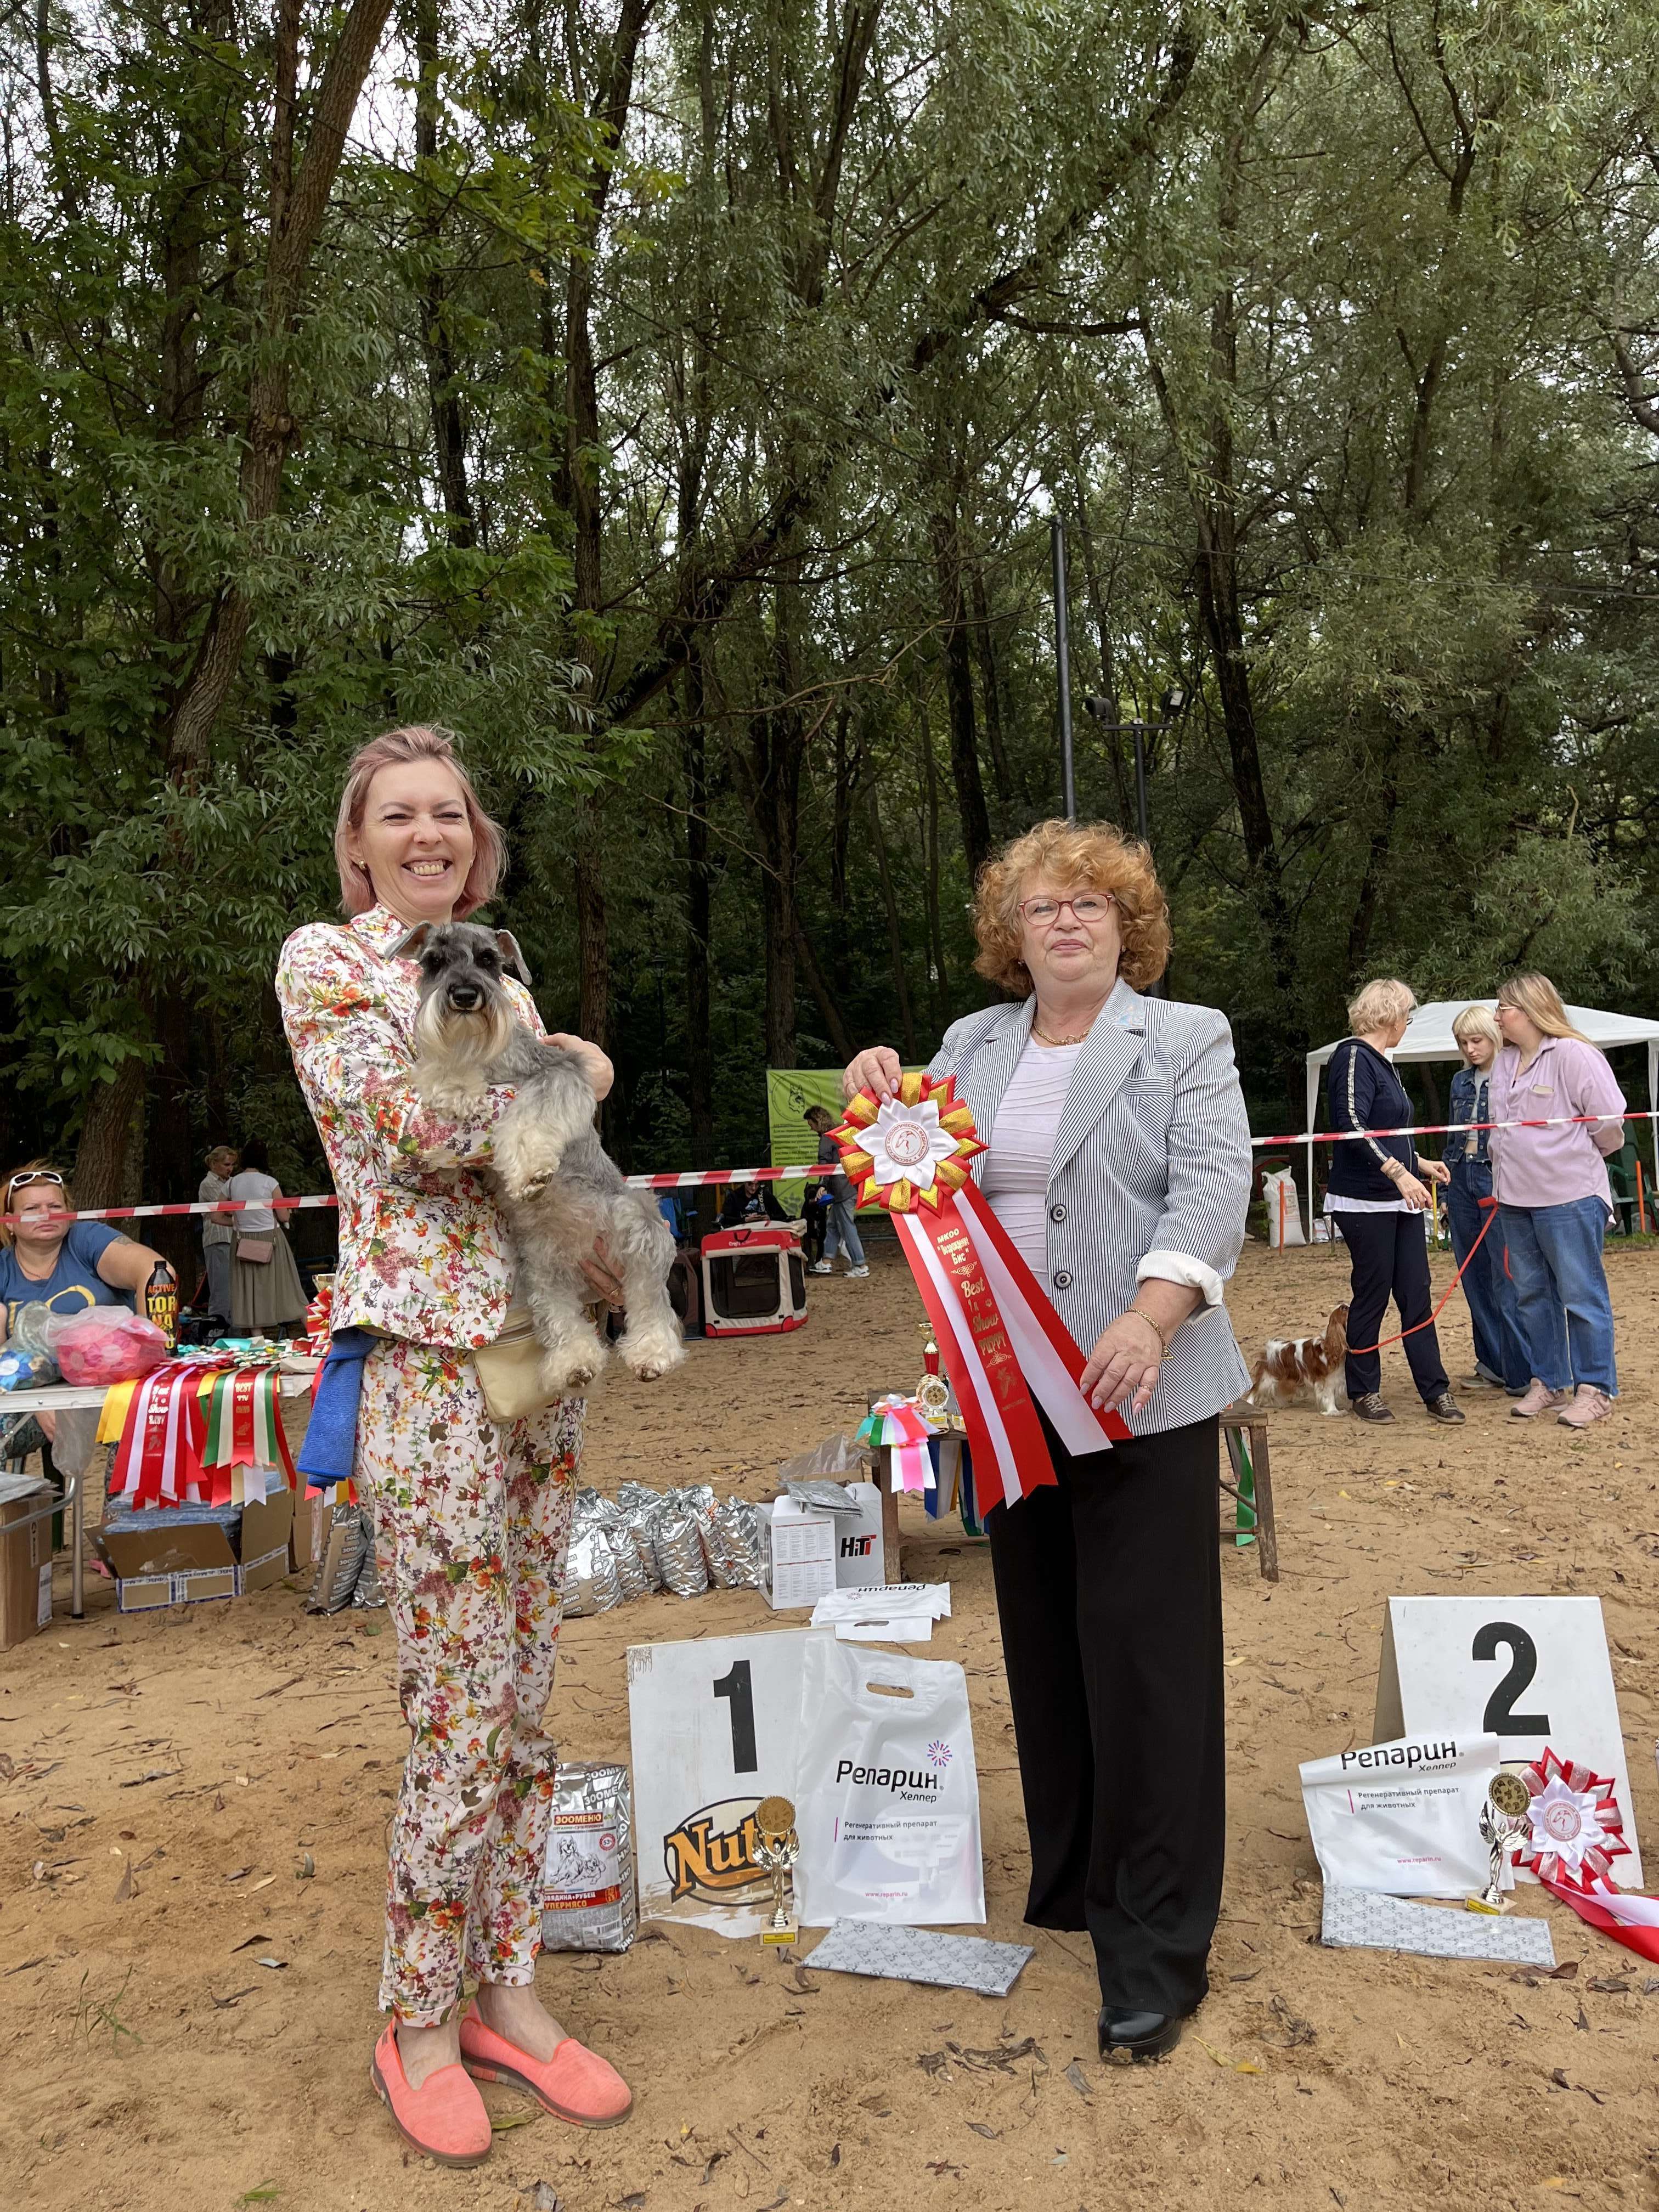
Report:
979,1040,1082,1287
228,1169,279,1235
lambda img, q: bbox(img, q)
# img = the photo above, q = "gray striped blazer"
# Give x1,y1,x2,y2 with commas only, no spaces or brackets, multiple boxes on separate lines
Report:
925,978,1251,1437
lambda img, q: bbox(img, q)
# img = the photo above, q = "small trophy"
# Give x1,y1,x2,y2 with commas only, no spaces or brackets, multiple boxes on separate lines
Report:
1468,1770,1532,1914
753,1794,800,1946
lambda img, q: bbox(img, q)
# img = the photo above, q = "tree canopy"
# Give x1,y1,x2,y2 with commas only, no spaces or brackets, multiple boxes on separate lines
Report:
3,0,1657,1211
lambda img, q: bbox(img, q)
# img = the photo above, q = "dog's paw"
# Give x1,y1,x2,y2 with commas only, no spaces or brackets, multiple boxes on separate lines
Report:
620,1329,686,1383
540,1342,605,1395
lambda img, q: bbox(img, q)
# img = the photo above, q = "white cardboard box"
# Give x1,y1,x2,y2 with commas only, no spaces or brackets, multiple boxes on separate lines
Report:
759,1498,837,1610
832,1481,886,1588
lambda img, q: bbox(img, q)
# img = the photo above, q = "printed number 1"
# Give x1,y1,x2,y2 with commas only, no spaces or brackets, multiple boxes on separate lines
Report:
713,1659,758,1773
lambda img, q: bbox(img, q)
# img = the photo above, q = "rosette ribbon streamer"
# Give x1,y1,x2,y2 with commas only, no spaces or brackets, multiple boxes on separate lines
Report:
1508,1748,1659,1963
832,1075,1129,1510
856,1395,938,1492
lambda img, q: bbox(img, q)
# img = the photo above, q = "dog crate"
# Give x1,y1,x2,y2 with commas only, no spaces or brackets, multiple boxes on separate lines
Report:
700,1226,808,1338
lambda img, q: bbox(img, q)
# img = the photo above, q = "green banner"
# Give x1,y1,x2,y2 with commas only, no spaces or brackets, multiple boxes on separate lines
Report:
765,1067,921,1209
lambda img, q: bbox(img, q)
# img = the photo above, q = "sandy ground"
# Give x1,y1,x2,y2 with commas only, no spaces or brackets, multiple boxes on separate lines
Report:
5,1234,1659,2212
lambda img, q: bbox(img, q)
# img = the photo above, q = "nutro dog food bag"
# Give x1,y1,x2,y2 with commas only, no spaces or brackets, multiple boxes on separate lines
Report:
795,1639,984,1926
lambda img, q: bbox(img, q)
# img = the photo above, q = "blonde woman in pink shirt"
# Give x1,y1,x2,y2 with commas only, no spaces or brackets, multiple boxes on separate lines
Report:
1489,973,1625,1428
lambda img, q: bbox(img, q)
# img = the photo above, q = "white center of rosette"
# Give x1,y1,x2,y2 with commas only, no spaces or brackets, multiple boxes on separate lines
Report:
870,1098,958,1190
1530,1778,1604,1871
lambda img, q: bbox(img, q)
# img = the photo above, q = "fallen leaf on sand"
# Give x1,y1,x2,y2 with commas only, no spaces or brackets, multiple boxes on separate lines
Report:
967,2123,1001,2140
113,1863,133,1903
256,1957,286,1971
1063,2061,1092,2099
490,2111,537,2132
525,2185,560,2212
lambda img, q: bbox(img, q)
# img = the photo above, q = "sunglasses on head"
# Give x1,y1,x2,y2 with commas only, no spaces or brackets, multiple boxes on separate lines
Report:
5,1170,66,1201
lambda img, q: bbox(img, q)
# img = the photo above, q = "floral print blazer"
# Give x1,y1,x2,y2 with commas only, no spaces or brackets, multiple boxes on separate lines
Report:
276,905,545,1350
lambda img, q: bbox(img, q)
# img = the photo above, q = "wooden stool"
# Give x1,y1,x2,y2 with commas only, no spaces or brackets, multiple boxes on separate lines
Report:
1220,1410,1278,1582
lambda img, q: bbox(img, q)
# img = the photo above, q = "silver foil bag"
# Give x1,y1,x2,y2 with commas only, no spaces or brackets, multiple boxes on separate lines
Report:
602,1516,650,1602
562,1520,623,1617
704,1495,764,1589
307,1502,367,1614
616,1480,667,1589
650,1490,710,1598
351,1508,386,1608
540,1761,637,1953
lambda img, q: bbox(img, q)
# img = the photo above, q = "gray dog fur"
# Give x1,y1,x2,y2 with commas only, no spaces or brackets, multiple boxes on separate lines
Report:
394,921,685,1395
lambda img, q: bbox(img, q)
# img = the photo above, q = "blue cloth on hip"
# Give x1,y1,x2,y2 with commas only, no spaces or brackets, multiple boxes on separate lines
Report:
297,1327,376,1492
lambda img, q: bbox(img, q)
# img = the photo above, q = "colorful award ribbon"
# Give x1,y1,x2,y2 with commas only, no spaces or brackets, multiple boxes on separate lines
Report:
831,1074,1129,1512
110,1359,297,1509
1499,1747,1659,1963
856,1395,939,1492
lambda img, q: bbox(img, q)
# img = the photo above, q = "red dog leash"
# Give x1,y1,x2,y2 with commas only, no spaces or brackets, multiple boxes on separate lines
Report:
1344,1194,1502,1357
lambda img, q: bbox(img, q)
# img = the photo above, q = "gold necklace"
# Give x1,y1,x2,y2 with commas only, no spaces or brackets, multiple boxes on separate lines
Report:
1032,1019,1096,1046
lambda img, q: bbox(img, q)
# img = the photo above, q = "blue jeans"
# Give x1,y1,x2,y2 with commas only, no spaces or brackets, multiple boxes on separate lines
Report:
1498,1198,1615,1393
1446,1164,1530,1390
824,1196,866,1267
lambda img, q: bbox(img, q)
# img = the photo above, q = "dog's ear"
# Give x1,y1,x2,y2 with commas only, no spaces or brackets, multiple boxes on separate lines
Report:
388,923,433,963
495,930,533,986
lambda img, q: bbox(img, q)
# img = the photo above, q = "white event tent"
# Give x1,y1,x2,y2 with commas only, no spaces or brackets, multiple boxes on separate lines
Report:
1296,1000,1659,1224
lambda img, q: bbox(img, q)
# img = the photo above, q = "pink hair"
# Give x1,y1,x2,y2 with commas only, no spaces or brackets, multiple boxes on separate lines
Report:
334,725,506,919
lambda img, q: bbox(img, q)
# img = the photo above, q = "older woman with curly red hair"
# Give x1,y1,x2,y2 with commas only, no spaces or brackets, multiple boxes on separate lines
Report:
844,820,1251,2067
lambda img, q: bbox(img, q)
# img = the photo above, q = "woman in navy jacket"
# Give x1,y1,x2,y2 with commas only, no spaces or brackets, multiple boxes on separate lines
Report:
1324,979,1463,1424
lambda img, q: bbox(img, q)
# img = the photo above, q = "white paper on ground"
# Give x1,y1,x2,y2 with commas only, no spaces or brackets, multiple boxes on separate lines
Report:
812,1584,951,1625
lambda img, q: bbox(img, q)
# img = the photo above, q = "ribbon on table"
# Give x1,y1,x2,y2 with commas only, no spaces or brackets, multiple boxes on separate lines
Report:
110,1359,297,1509
831,1074,1129,1513
856,1395,938,1492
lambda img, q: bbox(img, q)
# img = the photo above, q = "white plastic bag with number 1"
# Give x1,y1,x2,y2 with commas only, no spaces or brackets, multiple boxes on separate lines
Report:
794,1638,984,1926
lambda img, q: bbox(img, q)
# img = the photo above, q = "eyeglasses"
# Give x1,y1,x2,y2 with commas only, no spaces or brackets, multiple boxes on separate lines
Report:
1018,893,1115,927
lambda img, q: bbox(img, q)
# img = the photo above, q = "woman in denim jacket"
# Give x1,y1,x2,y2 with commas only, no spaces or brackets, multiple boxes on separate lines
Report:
1443,1006,1531,1395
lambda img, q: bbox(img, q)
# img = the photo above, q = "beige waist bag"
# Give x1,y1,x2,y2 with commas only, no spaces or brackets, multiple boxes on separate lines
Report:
472,1305,552,1423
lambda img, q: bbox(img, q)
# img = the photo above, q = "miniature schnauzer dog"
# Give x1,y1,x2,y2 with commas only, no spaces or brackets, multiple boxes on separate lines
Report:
395,921,684,1394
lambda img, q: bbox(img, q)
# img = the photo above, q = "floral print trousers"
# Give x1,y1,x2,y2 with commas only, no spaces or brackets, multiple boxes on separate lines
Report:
356,1339,581,2024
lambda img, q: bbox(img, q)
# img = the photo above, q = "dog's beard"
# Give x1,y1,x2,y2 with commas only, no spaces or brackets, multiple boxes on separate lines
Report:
414,990,513,1086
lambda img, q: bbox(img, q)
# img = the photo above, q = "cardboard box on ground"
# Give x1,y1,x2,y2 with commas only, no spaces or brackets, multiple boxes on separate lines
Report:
759,1481,885,1609
93,1487,296,1614
0,1472,54,1651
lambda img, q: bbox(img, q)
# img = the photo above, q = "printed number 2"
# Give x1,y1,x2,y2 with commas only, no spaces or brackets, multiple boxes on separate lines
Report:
1472,1621,1552,1737
713,1660,758,1773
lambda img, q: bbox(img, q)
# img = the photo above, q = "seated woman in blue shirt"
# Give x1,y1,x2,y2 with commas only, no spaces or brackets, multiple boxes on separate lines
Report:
0,1161,166,1545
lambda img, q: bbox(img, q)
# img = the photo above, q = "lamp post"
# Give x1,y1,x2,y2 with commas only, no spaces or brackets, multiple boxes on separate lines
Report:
1082,687,1188,847
1052,519,1076,819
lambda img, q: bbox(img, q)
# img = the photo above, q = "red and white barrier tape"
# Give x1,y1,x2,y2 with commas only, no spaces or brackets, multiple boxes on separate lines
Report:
2,1163,839,1226
0,1116,1632,1226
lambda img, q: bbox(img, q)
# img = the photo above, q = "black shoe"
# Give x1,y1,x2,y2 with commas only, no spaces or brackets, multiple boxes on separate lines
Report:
1097,2006,1185,2062
1425,1392,1465,1424
1350,1393,1395,1423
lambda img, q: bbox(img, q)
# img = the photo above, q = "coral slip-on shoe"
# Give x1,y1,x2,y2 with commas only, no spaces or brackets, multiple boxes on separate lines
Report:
459,2005,634,2128
370,2023,493,2166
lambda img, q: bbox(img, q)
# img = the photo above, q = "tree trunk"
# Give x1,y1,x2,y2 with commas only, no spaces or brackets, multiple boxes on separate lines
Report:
968,560,1014,811
415,0,475,549
682,644,715,1163
868,791,918,1060
74,1057,147,1208
929,474,992,883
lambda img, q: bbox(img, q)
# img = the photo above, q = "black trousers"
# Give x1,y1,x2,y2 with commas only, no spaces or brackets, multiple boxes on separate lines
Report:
986,1413,1224,2016
1335,1209,1448,1402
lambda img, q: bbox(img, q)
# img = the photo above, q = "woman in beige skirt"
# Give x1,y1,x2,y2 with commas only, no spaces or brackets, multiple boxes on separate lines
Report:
228,1137,308,1334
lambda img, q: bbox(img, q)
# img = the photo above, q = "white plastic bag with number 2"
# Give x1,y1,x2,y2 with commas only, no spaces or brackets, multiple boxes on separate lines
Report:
794,1638,984,1926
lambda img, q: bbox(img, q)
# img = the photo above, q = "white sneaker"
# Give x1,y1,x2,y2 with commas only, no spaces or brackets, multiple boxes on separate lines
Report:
808,1261,832,1275
844,1265,870,1279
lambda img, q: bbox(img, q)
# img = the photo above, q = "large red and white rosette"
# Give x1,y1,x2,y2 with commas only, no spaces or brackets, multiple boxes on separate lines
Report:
832,1074,1128,1512
1506,1747,1659,1963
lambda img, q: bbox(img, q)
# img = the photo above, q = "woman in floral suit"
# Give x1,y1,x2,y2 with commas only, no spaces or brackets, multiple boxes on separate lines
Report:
277,724,633,2165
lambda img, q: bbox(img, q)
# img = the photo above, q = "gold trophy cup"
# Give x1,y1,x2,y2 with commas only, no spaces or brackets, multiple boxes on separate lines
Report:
753,1794,800,1945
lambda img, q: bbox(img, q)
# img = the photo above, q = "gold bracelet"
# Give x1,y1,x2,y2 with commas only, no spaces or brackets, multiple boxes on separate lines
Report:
1125,1304,1169,1362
